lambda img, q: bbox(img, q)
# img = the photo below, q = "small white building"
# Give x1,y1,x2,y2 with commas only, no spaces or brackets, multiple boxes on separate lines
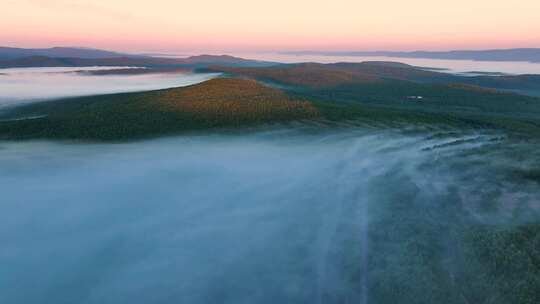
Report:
407,96,424,101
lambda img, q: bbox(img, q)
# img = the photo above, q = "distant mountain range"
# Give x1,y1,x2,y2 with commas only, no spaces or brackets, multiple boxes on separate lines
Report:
0,47,135,60
283,49,540,63
0,46,275,68
4,46,540,68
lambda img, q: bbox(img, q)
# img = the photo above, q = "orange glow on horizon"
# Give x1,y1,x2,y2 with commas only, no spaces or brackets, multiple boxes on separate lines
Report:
2,0,540,53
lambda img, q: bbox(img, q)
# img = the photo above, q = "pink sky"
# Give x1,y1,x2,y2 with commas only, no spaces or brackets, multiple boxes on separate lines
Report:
2,0,540,52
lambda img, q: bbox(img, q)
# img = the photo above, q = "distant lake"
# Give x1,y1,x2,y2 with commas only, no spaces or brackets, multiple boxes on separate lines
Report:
0,67,218,108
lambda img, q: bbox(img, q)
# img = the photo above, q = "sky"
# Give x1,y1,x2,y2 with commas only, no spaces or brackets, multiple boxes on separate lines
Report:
2,0,540,53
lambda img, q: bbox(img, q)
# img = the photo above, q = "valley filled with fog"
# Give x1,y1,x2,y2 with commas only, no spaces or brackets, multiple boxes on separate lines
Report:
1,124,539,304
3,0,540,299
2,54,540,303
0,67,218,108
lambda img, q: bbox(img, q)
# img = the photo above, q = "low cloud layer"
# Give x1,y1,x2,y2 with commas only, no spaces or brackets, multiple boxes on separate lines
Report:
1,126,538,303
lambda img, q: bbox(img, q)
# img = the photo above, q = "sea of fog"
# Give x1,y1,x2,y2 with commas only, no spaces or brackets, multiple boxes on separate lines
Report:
159,51,540,75
1,126,539,304
242,52,540,74
0,67,218,108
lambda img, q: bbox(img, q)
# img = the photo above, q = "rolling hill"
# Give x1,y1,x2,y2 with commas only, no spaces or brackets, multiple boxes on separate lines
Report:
0,78,317,140
2,60,540,141
210,61,540,99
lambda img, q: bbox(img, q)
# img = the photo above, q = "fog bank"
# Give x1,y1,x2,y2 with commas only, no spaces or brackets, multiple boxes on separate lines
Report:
1,126,539,303
0,67,218,108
